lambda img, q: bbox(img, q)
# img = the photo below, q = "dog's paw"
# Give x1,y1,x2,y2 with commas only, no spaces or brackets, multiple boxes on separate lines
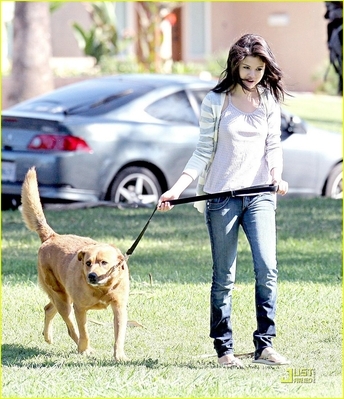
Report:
43,331,53,344
78,347,95,356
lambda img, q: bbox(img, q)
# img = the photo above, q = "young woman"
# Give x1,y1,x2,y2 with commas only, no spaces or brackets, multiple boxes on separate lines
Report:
158,34,290,368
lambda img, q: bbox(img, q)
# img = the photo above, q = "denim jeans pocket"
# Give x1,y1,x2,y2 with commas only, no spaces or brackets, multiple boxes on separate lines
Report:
207,196,230,211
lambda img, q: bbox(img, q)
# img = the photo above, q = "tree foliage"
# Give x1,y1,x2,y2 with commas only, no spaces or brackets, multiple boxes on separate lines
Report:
135,2,180,72
72,2,132,64
73,1,180,72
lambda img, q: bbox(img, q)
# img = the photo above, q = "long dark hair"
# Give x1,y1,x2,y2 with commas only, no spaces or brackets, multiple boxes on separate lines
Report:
213,34,286,102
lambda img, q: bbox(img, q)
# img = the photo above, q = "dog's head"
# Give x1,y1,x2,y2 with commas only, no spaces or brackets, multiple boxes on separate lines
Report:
77,244,126,287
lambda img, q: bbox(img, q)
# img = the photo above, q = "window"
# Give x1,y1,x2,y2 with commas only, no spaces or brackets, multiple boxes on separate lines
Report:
145,91,197,125
191,89,209,109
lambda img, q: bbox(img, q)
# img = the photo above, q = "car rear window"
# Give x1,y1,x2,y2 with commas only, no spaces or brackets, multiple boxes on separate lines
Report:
11,79,154,116
145,91,197,125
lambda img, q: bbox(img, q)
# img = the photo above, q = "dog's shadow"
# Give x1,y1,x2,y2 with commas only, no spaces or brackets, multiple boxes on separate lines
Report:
2,344,55,367
2,344,215,370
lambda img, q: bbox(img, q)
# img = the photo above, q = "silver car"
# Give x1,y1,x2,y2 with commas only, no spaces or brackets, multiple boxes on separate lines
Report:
1,74,342,209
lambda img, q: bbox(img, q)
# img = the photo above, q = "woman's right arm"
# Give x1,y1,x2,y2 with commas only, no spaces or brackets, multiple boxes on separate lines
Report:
158,92,218,211
157,172,194,211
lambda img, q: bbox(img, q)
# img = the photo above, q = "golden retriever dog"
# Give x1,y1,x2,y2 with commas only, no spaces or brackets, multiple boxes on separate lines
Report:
21,167,129,361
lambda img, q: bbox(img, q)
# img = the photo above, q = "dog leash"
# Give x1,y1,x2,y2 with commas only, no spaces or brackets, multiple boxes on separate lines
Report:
125,205,158,258
125,184,278,258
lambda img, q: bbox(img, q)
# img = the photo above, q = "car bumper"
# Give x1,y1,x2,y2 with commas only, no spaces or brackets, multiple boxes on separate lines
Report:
2,182,99,202
2,150,101,202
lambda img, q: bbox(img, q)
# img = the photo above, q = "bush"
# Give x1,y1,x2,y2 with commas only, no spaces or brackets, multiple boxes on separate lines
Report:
98,55,145,74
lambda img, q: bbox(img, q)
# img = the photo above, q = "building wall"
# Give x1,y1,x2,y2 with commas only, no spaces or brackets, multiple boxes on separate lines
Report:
208,1,329,92
50,2,90,57
5,1,331,93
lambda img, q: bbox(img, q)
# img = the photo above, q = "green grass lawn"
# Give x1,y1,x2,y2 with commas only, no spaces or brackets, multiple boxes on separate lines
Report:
283,93,342,133
1,197,342,398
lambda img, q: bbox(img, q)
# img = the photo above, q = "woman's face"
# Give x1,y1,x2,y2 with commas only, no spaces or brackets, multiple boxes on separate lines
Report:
238,56,265,90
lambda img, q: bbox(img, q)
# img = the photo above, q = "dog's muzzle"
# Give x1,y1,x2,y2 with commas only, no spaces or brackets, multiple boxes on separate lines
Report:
88,272,99,285
87,263,120,286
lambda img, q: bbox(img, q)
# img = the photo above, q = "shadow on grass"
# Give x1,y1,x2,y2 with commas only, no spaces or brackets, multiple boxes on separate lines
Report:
2,344,54,367
1,343,217,370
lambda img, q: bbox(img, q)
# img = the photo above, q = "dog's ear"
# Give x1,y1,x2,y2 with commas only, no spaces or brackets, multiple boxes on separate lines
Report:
78,251,85,261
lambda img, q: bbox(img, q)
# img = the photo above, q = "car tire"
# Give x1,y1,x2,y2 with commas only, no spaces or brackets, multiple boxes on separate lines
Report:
1,195,20,210
325,163,342,199
110,166,162,205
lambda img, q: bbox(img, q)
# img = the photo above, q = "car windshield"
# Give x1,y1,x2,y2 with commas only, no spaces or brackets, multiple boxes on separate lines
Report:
11,78,155,116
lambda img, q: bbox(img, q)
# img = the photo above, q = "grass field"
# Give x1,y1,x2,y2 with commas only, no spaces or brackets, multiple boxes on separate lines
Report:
1,196,342,398
282,92,342,133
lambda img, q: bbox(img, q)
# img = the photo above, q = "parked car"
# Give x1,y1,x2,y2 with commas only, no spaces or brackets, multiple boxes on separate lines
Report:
1,74,342,209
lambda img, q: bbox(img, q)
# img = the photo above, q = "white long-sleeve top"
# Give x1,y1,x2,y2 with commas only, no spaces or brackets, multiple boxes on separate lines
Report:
183,89,283,211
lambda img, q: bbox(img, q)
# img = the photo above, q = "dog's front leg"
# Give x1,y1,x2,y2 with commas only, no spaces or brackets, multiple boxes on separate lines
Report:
111,302,128,361
73,306,92,355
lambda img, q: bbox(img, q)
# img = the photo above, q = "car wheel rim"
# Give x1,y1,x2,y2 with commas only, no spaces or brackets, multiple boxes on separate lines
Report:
330,171,342,199
114,173,159,204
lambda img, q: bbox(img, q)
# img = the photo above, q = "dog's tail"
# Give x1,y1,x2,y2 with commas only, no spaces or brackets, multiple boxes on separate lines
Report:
21,167,55,243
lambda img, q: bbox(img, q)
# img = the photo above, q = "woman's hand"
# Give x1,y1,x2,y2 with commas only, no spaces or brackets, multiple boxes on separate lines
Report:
271,168,288,196
157,190,178,211
275,179,288,195
157,173,194,211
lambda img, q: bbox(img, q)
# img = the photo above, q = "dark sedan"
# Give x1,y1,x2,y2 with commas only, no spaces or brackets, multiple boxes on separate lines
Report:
1,74,342,209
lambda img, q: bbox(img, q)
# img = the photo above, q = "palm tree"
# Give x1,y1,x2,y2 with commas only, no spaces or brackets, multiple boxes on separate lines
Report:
7,2,54,107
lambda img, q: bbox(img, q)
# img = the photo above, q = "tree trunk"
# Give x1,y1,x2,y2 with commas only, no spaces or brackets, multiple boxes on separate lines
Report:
7,2,54,107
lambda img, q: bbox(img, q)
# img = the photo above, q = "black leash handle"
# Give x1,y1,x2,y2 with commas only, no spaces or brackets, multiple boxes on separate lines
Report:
168,184,278,206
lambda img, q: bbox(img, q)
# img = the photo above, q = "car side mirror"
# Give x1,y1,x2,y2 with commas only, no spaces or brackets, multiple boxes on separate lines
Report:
286,115,307,134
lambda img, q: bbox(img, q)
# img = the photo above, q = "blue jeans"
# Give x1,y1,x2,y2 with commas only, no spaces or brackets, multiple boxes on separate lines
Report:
205,194,278,359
